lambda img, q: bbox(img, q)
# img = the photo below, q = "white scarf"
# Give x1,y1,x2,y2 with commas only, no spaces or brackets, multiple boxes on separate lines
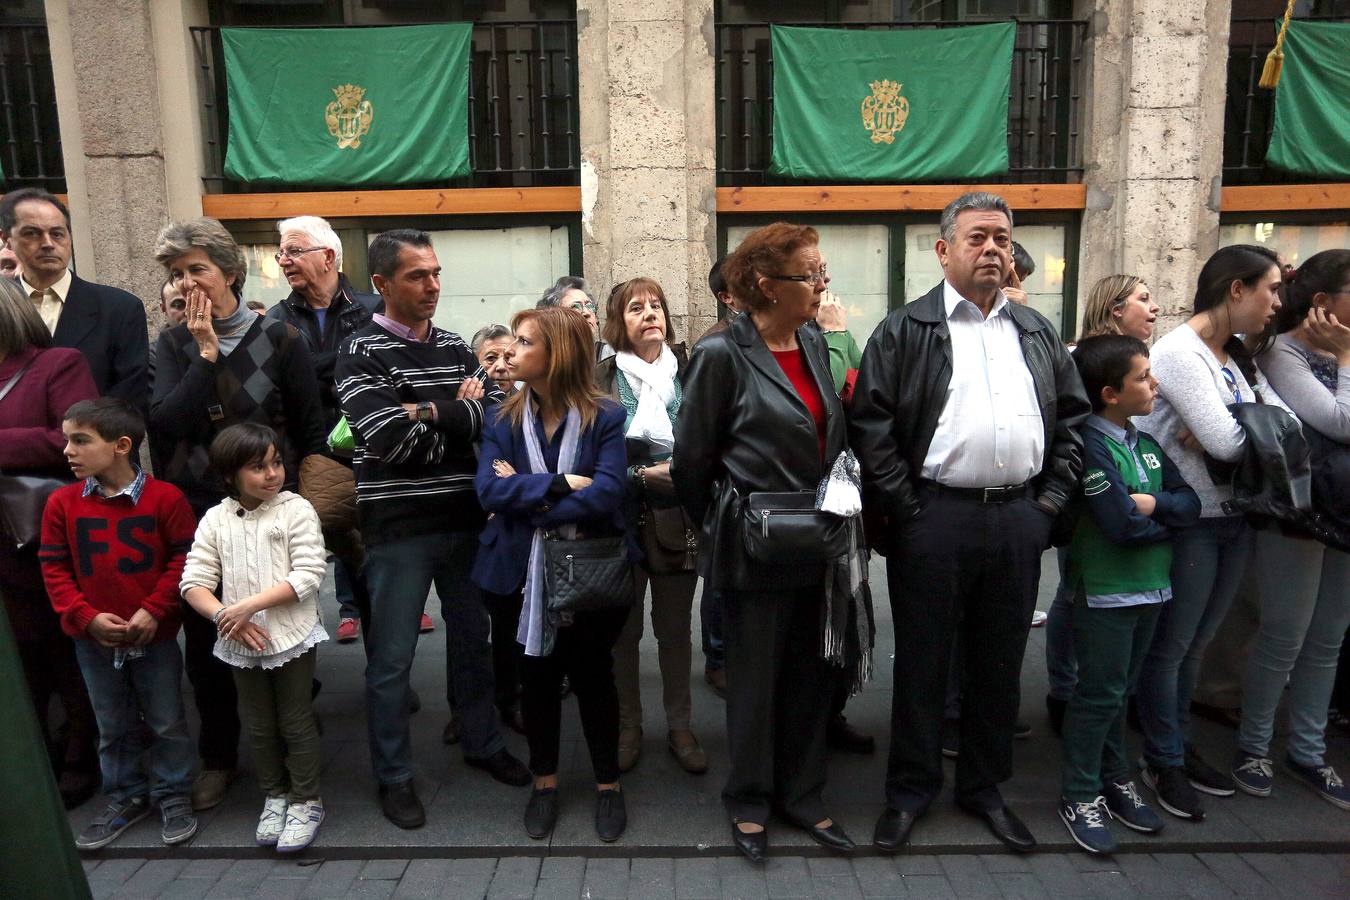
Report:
517,392,582,657
615,346,678,455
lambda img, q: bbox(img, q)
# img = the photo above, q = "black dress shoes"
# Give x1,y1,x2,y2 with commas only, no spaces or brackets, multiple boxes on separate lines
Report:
466,748,532,786
524,787,558,839
731,821,767,863
826,715,876,754
378,781,426,829
801,820,856,853
873,807,919,852
595,788,627,842
964,803,1037,853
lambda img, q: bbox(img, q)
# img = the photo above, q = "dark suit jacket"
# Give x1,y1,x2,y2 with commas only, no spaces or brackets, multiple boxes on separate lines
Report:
52,274,148,408
471,400,628,596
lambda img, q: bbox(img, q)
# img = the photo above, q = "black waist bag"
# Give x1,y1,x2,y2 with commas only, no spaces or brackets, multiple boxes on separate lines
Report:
741,491,849,564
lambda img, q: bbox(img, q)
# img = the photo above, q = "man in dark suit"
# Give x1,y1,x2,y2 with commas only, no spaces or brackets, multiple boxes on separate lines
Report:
0,189,148,407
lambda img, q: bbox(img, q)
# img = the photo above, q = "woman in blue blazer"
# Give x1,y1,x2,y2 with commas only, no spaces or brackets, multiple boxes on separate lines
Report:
472,306,631,844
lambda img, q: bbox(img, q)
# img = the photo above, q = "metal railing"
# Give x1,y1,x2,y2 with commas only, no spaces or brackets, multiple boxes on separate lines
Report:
716,19,1086,186
1224,11,1350,185
0,24,64,193
189,21,580,192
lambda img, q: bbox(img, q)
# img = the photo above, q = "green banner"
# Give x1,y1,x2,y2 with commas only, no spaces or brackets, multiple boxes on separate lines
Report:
1266,20,1350,179
769,23,1014,182
222,24,472,186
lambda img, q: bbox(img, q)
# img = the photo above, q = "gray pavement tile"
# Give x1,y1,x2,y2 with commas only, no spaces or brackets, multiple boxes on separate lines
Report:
805,857,852,877
898,874,956,899
82,859,100,875
530,877,582,900
718,870,769,900
1116,853,1187,898
1027,853,1093,896
674,858,720,900
539,857,585,880
1079,870,1138,900
1237,854,1321,899
811,876,863,899
849,857,903,898
306,859,364,896
181,858,235,878
110,858,189,899
487,857,541,900
1147,853,1235,899
1194,853,1275,898
988,871,1046,900
343,878,398,900
85,858,145,893
389,859,453,899
156,879,216,900
269,858,319,878
938,854,998,897
978,854,1032,874
762,857,812,899
251,877,314,900
582,857,629,899
627,858,676,900
362,859,411,880
1279,853,1350,893
894,856,943,876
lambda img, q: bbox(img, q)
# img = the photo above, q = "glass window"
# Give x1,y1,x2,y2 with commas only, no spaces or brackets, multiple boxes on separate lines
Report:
725,223,891,346
904,222,1068,334
240,243,293,309
1219,221,1350,269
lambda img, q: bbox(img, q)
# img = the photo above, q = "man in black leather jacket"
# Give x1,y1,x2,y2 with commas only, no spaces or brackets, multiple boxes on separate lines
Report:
850,192,1090,854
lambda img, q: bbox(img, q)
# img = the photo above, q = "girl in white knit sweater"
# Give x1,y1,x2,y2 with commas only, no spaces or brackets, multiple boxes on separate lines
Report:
181,424,329,853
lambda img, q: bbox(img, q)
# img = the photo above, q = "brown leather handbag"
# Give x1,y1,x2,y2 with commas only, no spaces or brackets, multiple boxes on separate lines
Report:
638,502,698,575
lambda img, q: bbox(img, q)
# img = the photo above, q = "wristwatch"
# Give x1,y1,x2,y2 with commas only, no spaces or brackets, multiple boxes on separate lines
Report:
414,401,434,423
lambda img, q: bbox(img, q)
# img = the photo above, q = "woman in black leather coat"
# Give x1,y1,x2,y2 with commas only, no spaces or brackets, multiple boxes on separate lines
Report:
672,223,855,861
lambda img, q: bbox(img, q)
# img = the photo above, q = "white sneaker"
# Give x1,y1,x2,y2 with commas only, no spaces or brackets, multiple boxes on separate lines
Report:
277,798,324,853
255,796,288,846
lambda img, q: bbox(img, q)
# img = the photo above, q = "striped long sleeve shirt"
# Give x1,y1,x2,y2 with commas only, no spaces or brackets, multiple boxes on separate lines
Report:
336,321,504,544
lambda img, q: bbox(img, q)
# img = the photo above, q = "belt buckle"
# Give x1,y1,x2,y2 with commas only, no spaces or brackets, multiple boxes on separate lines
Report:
982,486,1000,503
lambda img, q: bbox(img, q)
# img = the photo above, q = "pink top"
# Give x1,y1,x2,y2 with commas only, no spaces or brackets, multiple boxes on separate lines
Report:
0,346,98,472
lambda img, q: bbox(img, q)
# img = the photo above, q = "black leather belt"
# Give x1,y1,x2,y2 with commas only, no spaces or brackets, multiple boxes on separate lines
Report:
920,479,1031,504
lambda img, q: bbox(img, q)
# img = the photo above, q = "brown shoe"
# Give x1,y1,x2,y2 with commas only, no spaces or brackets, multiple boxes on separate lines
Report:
668,729,708,774
704,666,727,699
617,726,643,773
191,768,236,811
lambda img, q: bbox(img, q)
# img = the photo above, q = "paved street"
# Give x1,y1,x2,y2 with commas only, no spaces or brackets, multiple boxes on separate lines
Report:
67,553,1350,897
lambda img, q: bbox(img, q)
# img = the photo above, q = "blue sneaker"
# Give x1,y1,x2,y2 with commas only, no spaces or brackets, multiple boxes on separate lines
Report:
1285,758,1350,811
1232,753,1273,797
1103,779,1164,834
1058,797,1117,855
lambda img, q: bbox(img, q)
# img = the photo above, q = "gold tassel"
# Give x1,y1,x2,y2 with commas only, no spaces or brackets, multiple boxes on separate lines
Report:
1260,0,1298,89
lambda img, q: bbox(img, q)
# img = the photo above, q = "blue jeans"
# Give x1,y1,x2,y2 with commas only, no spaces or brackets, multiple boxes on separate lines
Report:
1239,534,1350,767
333,555,360,621
700,585,725,672
364,531,504,785
1137,516,1253,768
1045,547,1077,702
73,639,194,805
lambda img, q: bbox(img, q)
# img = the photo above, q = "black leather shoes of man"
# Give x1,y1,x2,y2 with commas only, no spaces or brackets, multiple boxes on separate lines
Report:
873,808,920,852
798,819,856,853
378,781,426,829
731,820,767,863
524,787,558,839
595,788,627,842
466,748,531,786
962,803,1037,853
826,715,876,754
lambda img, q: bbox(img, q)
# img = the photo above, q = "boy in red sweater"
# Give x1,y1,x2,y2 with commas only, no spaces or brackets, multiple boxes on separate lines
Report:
39,398,199,850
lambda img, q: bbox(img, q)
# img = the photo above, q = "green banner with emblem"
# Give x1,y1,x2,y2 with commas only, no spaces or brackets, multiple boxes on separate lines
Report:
1266,20,1350,179
768,23,1015,182
222,24,472,186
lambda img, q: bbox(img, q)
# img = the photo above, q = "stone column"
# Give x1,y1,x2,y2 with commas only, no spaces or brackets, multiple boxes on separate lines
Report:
1077,0,1233,335
45,0,209,332
577,0,718,342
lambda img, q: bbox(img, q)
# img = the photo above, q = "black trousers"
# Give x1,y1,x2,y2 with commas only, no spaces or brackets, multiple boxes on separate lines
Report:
723,584,837,827
482,589,524,714
182,606,241,771
884,489,1050,813
520,607,627,783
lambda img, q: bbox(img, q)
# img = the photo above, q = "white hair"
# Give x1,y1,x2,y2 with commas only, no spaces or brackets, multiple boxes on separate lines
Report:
277,215,342,269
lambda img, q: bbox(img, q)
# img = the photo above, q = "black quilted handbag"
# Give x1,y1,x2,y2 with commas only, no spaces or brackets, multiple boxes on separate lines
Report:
543,533,634,615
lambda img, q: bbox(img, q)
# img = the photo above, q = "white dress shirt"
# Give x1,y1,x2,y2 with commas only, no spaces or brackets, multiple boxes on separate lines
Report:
920,281,1045,487
21,269,72,335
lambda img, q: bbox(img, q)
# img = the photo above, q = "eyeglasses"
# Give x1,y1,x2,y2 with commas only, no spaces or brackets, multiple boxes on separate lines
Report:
567,301,597,313
274,246,325,262
1220,366,1242,404
766,265,829,285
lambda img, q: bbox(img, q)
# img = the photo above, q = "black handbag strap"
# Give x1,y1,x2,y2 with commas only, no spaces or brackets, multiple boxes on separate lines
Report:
0,358,36,404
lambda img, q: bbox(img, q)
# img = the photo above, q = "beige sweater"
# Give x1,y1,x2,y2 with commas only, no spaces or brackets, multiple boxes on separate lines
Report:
180,491,328,666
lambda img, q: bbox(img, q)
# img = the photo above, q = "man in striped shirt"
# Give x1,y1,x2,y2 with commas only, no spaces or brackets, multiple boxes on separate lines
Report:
337,229,529,830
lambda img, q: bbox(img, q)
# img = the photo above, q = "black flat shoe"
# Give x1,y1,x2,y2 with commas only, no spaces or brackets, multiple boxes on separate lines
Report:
963,803,1036,853
731,820,766,863
378,780,426,829
801,820,855,853
466,748,531,787
524,787,558,839
873,807,919,852
595,788,626,842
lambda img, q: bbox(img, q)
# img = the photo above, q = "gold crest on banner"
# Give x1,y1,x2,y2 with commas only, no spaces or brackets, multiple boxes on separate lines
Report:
325,83,374,150
861,80,909,145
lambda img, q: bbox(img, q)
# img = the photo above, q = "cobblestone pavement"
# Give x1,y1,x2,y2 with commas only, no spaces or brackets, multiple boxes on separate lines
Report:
81,852,1350,899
